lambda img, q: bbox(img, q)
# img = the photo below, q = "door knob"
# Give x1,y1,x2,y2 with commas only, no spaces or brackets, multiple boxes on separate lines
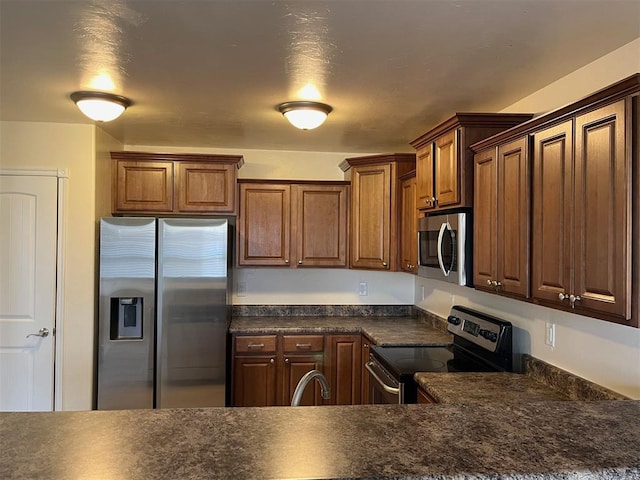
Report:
26,328,49,338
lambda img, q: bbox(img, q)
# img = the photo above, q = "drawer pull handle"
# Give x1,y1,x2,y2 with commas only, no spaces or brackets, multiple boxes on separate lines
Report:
296,343,312,349
247,343,265,349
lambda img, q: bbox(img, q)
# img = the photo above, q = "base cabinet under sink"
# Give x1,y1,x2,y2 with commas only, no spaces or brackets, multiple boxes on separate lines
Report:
231,333,363,407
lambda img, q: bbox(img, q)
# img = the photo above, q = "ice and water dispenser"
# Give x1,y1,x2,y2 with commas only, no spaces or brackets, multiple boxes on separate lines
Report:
110,297,143,340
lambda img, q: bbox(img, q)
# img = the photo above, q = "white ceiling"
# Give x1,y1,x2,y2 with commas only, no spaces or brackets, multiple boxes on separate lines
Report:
1,0,638,153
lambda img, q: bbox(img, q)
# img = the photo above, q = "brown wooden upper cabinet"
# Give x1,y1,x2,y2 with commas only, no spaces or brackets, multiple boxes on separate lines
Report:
410,114,533,213
474,137,531,299
532,101,631,322
341,154,416,271
111,151,243,215
470,74,639,327
237,180,349,267
399,171,418,274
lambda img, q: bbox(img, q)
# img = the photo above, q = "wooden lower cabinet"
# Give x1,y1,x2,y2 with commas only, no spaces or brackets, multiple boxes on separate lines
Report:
232,333,364,407
324,334,362,405
282,354,324,406
232,355,277,407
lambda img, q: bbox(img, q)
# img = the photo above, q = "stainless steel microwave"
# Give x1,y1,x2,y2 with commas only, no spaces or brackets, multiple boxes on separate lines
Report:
417,210,472,286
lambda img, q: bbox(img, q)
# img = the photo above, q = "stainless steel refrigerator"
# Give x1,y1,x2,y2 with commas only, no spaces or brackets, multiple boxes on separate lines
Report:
97,217,230,410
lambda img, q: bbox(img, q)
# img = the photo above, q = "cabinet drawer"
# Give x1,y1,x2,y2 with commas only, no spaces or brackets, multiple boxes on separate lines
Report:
235,335,277,353
283,335,324,353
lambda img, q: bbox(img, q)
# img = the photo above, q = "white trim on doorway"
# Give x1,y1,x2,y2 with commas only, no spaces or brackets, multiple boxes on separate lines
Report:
0,168,68,411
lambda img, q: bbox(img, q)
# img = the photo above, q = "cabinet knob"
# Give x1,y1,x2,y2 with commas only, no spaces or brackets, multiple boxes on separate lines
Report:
382,262,388,267
270,358,274,364
298,260,302,265
487,279,493,286
431,197,437,205
569,294,582,309
284,358,289,363
285,259,289,264
558,293,569,301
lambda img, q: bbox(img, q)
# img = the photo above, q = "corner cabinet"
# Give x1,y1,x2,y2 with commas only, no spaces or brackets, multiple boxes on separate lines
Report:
410,114,533,213
471,74,639,327
341,154,416,271
237,180,349,267
111,151,243,215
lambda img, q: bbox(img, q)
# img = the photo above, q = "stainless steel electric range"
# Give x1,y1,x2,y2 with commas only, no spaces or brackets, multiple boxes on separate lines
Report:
366,306,513,404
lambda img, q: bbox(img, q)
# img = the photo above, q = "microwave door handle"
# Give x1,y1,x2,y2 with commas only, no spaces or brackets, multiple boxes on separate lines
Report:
436,222,450,277
365,362,400,395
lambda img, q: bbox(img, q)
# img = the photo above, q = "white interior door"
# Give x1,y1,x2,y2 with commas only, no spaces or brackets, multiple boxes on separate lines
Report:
0,174,58,411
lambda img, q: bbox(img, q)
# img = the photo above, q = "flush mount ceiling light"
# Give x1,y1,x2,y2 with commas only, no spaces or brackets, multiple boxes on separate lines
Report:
70,91,132,122
277,101,333,130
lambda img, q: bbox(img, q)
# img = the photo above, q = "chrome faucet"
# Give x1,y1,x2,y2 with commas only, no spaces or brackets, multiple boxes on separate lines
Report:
291,369,331,406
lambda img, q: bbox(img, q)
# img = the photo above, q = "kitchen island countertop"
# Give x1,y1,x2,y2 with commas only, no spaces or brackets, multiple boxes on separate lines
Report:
229,316,452,346
2,401,639,479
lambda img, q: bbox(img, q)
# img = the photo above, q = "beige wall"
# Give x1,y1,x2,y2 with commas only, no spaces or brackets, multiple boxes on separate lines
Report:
502,38,640,114
0,121,97,410
416,41,640,399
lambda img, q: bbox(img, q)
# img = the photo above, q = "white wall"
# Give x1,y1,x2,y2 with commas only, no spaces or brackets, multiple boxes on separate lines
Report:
415,41,640,399
0,121,97,410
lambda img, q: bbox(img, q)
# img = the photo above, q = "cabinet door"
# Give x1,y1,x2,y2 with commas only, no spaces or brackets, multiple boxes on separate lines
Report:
292,184,348,267
434,129,459,207
416,144,435,210
282,354,324,406
238,183,290,266
574,101,630,319
400,175,418,273
114,160,173,212
232,356,277,407
532,121,573,305
497,137,530,298
176,162,235,213
350,164,391,270
325,335,362,405
473,148,497,290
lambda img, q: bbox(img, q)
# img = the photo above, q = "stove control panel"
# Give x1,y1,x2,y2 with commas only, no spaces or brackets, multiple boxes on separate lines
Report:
446,306,511,353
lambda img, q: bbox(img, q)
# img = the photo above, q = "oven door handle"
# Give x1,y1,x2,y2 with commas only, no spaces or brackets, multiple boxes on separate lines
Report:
365,362,400,395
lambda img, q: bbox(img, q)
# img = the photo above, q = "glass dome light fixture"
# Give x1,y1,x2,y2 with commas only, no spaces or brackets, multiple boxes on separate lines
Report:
277,101,333,130
70,91,132,122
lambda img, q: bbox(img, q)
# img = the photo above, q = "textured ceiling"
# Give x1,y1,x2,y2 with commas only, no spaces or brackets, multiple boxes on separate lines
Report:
1,0,638,153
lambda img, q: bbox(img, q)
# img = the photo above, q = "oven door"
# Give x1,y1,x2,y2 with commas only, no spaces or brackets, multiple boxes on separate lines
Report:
365,358,403,404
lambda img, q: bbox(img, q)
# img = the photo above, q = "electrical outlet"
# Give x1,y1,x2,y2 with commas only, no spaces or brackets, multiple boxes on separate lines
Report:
545,322,555,347
359,282,368,296
237,281,247,297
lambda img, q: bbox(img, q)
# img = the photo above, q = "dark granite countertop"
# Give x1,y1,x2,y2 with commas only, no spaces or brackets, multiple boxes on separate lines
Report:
414,372,573,403
2,401,639,479
229,316,453,346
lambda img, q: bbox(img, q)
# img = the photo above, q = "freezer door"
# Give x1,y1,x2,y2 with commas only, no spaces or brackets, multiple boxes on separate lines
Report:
98,217,156,410
157,218,229,408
